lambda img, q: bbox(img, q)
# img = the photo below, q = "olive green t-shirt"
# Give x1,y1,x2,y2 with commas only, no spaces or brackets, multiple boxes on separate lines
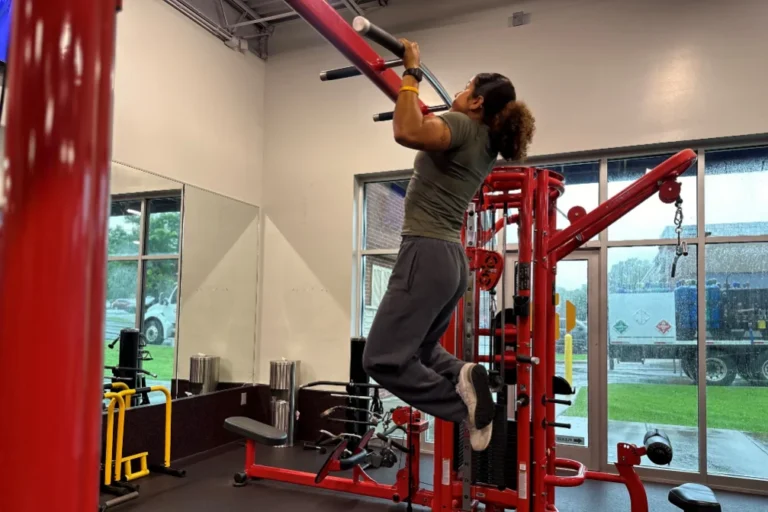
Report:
401,112,498,244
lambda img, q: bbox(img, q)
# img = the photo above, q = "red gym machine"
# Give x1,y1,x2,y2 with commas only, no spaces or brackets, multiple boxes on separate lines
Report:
221,2,719,512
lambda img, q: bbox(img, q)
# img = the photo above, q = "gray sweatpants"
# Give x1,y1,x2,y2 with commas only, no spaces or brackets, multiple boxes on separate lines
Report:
363,235,469,423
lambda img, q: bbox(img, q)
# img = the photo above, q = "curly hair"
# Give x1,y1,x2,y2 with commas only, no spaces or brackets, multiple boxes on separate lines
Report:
472,73,536,161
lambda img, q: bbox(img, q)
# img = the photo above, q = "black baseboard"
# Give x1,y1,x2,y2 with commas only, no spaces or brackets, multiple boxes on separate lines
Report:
102,384,271,466
171,379,249,399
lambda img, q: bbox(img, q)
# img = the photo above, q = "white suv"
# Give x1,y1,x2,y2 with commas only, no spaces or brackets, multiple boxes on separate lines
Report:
143,286,177,345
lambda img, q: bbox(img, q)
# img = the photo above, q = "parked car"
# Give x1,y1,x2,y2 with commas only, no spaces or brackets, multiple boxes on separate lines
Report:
110,298,136,313
143,286,177,345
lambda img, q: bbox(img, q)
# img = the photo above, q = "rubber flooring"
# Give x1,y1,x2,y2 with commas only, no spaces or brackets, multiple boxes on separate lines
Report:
104,444,768,511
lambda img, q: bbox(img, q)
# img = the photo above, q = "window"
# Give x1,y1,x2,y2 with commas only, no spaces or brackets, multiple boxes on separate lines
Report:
507,161,599,244
361,255,396,337
105,194,182,394
109,200,141,256
607,245,699,472
705,146,768,237
705,242,768,479
607,154,697,241
363,180,409,250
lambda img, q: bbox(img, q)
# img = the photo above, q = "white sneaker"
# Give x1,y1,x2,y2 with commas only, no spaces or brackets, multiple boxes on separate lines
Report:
456,363,495,451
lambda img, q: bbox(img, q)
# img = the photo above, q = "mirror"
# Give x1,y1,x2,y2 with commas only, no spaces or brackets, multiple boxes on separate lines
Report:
105,163,183,405
105,163,260,406
175,186,260,395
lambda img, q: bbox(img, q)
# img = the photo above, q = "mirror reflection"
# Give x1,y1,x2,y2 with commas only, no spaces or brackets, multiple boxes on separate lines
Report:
103,164,260,406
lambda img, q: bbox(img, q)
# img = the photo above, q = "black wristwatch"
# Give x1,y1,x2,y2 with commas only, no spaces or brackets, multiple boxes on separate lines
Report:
403,68,424,83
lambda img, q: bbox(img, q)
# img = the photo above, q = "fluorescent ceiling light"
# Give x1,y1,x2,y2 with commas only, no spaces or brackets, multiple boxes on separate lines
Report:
127,209,141,215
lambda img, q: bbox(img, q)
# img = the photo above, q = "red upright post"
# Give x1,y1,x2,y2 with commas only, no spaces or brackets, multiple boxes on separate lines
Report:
532,170,551,509
545,186,559,508
514,168,535,512
0,1,115,511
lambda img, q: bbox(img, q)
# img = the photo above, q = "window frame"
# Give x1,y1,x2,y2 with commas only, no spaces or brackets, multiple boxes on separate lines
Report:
107,190,183,375
354,137,768,488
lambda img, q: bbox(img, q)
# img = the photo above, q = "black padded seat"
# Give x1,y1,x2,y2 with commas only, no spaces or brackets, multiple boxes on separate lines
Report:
668,483,721,512
224,417,288,447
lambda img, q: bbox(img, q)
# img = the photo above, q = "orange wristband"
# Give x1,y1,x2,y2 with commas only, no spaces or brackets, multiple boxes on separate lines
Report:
399,86,419,95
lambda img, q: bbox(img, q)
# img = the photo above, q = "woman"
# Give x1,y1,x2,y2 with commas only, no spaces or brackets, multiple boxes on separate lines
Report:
363,40,536,451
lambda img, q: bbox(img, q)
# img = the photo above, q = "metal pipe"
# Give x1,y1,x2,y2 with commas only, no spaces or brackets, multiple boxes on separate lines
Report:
228,9,299,28
341,0,366,17
515,168,535,512
532,170,551,509
284,0,427,108
547,149,696,259
0,0,116,510
229,0,272,29
166,0,234,40
320,58,402,81
421,63,453,106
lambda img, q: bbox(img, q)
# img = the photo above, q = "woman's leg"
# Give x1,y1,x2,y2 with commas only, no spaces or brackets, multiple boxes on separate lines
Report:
363,237,468,423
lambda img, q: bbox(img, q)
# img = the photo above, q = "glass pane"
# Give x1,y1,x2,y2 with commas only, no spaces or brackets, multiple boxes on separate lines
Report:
555,260,589,447
608,154,697,241
109,200,141,256
141,260,179,387
363,180,409,250
705,146,768,237
705,243,768,479
104,260,139,369
146,196,181,256
361,254,396,337
607,245,699,472
507,161,599,245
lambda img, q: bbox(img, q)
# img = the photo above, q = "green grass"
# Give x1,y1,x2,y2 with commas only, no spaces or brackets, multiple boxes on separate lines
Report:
555,353,588,362
104,343,175,381
567,384,768,433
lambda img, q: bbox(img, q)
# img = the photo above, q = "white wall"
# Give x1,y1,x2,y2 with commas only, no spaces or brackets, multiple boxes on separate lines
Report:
113,0,265,206
259,0,768,383
110,162,182,196
178,186,260,382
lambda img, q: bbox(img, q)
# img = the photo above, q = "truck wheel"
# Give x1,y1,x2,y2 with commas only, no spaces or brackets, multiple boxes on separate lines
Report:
705,353,737,386
749,351,768,384
143,318,164,345
680,352,697,382
683,353,737,386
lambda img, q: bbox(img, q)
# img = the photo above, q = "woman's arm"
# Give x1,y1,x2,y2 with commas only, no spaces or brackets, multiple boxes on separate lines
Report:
392,40,452,152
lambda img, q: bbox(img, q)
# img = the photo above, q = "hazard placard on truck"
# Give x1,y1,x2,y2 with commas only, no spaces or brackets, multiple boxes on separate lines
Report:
608,291,694,345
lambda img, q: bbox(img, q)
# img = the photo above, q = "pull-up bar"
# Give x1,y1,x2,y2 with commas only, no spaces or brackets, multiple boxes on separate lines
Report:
283,0,452,121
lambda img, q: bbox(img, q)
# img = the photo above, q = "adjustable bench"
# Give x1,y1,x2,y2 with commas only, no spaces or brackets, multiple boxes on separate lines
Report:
669,483,722,512
224,417,288,447
224,417,289,486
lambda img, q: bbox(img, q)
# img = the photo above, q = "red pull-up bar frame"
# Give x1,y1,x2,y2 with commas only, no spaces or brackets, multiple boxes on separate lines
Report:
0,2,119,511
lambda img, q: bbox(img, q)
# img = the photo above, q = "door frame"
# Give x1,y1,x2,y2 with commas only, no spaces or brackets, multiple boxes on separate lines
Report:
502,249,602,469
551,250,602,469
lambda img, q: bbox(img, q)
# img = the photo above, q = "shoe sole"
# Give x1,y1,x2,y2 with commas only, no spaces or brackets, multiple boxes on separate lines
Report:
470,365,495,430
459,364,495,451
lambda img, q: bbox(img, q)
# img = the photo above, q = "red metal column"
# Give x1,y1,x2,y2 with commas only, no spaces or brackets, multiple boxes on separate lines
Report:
515,168,534,512
545,192,558,507
0,0,114,511
532,170,551,510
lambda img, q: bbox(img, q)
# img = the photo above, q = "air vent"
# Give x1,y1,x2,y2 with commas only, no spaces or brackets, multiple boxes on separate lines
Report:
509,11,531,27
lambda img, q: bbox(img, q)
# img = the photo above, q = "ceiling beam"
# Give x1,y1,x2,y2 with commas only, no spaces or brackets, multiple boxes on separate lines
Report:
228,9,298,29
228,0,270,29
340,0,365,17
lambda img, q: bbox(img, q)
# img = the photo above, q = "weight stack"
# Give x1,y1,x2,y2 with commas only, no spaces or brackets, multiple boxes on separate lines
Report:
454,412,532,491
454,404,509,489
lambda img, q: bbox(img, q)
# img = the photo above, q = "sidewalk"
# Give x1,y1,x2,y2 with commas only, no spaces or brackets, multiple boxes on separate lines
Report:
560,416,768,479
